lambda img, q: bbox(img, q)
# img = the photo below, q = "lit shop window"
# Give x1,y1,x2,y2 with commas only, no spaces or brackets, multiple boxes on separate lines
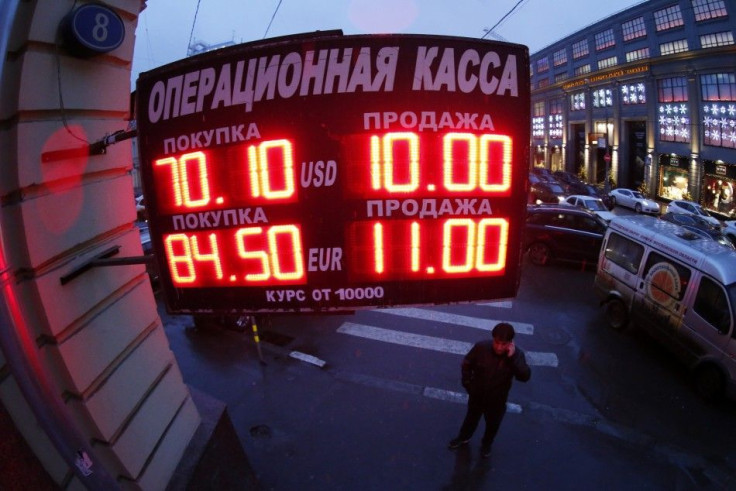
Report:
702,175,735,216
659,166,689,200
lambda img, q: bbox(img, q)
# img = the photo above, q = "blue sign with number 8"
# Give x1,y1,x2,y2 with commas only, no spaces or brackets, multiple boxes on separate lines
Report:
61,3,125,56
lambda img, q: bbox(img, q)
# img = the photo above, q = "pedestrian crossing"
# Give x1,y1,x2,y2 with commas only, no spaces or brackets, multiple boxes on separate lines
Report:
337,322,558,367
264,301,559,414
338,302,557,366
372,307,535,335
302,301,560,413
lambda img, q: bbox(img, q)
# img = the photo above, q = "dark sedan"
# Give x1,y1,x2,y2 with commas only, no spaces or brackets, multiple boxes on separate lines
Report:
659,212,735,249
524,204,608,266
529,173,566,204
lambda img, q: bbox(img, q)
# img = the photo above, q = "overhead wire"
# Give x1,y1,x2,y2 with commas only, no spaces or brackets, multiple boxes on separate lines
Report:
481,0,529,39
188,0,202,53
264,0,284,39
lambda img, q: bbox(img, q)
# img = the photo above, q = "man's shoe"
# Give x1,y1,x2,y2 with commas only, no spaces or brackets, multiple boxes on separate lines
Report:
480,444,492,458
448,438,469,449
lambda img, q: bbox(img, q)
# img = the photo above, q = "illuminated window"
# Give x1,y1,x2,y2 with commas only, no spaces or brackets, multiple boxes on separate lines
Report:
555,72,568,83
536,57,549,73
532,101,545,139
701,73,736,101
621,83,646,105
658,166,690,201
595,28,615,51
570,91,586,111
622,16,647,41
572,39,589,59
692,0,727,21
700,31,734,48
659,39,689,56
654,5,684,31
537,78,550,89
659,77,688,103
574,64,591,76
701,74,736,149
597,56,618,70
657,77,690,143
549,99,564,140
593,88,613,108
626,47,650,63
553,48,567,67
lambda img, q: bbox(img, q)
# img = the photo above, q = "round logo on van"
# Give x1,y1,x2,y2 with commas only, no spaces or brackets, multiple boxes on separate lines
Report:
645,262,681,308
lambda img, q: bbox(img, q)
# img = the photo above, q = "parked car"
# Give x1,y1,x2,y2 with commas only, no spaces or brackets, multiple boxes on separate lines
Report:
609,188,660,215
666,199,721,228
524,204,608,266
553,170,583,188
566,182,614,209
136,221,159,284
529,174,566,204
659,212,734,249
135,195,147,221
531,166,557,182
564,195,616,222
723,220,736,246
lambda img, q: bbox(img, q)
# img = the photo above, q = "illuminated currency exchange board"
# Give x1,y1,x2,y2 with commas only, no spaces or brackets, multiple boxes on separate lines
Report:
136,32,530,314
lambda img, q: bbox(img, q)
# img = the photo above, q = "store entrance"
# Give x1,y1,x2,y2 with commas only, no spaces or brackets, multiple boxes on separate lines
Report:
626,121,647,189
571,123,586,176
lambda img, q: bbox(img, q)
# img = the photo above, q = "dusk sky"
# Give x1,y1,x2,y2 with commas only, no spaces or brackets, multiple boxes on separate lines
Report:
131,0,644,85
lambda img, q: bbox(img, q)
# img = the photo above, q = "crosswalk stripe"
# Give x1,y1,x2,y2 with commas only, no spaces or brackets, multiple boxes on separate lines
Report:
422,387,523,413
476,300,513,308
289,351,327,368
373,307,534,335
338,322,558,367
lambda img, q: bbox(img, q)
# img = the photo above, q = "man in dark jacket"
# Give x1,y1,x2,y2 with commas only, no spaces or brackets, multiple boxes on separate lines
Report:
448,322,531,458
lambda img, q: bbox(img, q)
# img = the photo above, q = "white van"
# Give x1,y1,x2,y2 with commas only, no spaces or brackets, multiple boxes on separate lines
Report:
595,215,736,400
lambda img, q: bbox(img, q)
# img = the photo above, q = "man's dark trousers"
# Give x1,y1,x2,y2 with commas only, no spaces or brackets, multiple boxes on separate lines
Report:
457,393,506,447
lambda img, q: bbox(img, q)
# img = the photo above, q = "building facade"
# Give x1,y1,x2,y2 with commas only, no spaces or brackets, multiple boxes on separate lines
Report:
529,0,736,217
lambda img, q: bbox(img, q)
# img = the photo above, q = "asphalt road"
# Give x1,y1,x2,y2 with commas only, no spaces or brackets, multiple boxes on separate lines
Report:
160,248,736,490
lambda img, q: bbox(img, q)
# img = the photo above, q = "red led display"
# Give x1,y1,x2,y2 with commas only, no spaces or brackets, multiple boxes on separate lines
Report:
136,32,530,313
